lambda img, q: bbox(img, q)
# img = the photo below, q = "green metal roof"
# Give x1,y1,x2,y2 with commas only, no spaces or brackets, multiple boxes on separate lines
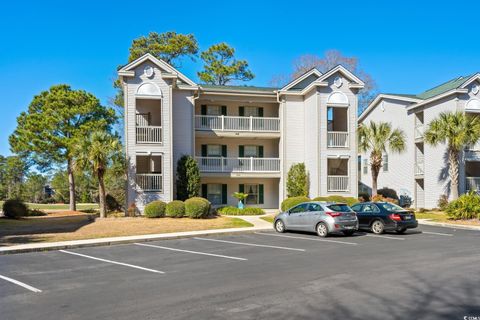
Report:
200,84,278,93
415,75,473,100
383,93,420,99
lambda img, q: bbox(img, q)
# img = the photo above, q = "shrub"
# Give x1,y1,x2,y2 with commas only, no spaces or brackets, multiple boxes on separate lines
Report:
281,196,310,211
358,193,370,202
166,200,185,218
437,194,449,211
371,194,398,204
286,163,309,197
127,203,138,217
185,197,210,218
176,155,201,201
377,187,399,200
106,194,122,212
217,206,265,215
27,209,47,216
313,196,358,207
144,200,167,218
3,199,29,218
445,192,480,220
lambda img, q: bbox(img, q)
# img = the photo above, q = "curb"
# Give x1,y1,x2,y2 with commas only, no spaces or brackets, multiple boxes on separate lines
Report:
0,226,272,255
418,219,480,231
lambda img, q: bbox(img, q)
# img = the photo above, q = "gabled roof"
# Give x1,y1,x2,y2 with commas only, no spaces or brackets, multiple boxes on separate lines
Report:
415,74,474,100
200,84,277,93
358,94,421,123
280,68,323,91
315,65,365,88
117,53,197,87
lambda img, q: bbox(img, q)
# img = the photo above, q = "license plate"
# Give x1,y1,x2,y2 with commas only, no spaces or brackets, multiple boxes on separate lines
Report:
344,226,354,229
404,216,411,220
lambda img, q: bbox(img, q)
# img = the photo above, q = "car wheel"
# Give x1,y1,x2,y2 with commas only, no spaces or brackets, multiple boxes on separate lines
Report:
396,228,407,234
316,222,328,238
275,220,286,233
342,230,355,236
371,220,385,234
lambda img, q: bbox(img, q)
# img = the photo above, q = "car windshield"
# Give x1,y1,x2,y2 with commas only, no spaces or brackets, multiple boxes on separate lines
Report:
327,204,353,212
378,202,405,212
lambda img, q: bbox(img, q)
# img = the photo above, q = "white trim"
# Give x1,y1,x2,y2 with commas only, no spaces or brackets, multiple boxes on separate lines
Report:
359,94,423,123
459,73,480,89
326,91,349,105
465,98,480,112
136,82,163,97
280,68,322,91
406,89,469,111
316,65,365,87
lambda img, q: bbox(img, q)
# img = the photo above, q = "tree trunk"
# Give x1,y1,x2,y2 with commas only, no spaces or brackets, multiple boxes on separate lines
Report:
67,158,76,211
98,172,106,218
448,147,460,200
370,153,382,196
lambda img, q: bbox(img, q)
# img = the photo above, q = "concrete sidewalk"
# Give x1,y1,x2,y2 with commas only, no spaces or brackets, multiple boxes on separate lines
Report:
418,219,480,231
0,222,273,255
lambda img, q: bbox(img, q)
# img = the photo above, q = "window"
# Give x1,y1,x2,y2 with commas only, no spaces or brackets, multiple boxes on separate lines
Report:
351,204,362,212
244,106,260,117
207,105,221,116
207,184,223,205
378,202,404,212
244,146,259,157
363,159,368,174
289,203,308,214
358,156,361,175
245,184,259,204
207,145,222,157
383,154,389,172
327,204,353,212
362,204,380,213
308,203,323,212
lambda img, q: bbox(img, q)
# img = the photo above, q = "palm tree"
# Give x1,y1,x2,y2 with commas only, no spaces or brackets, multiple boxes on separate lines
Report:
74,131,122,218
358,121,406,196
424,111,480,200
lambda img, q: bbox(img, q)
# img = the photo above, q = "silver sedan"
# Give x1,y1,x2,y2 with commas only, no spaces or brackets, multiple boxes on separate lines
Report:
274,202,359,237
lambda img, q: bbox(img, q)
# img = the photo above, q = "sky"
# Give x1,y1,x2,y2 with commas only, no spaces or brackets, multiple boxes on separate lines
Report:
0,0,479,156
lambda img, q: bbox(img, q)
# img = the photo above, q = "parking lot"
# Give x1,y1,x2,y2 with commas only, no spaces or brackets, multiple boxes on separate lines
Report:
1,225,479,320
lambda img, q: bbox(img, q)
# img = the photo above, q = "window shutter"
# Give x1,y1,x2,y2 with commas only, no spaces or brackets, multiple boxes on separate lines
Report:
239,106,245,117
201,105,207,115
239,145,244,157
222,145,227,157
258,107,264,117
201,145,207,157
258,146,264,158
202,184,208,198
221,106,227,116
259,184,264,204
239,184,245,193
222,184,228,204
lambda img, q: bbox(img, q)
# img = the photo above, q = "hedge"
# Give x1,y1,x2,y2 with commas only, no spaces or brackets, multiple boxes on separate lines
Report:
3,199,29,218
312,196,358,207
281,196,310,211
166,200,185,218
217,206,265,216
185,197,211,218
144,200,167,218
445,192,480,220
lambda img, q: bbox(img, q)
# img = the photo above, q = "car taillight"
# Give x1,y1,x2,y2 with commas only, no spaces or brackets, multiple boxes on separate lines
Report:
327,212,341,217
389,214,402,221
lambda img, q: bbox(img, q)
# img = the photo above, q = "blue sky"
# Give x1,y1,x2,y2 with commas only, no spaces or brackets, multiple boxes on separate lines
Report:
1,0,479,155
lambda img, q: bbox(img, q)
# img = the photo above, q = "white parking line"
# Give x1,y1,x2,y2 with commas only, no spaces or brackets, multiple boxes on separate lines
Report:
365,234,405,240
134,243,247,261
0,274,42,293
255,232,358,246
194,237,306,252
59,250,165,274
422,231,453,236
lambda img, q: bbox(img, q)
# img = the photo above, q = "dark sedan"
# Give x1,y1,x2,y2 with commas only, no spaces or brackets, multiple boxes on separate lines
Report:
350,202,418,234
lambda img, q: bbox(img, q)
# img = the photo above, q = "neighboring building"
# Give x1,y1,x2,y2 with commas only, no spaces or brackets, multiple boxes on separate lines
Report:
359,74,480,209
118,54,364,211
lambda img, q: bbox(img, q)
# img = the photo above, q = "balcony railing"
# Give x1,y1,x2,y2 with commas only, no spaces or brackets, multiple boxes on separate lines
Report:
196,157,280,173
466,177,480,192
415,162,424,175
136,173,163,192
136,126,162,143
194,115,280,132
327,131,349,148
415,125,424,140
327,175,349,192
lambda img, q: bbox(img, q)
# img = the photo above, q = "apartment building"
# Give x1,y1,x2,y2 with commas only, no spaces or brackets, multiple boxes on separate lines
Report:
359,74,480,209
118,54,364,211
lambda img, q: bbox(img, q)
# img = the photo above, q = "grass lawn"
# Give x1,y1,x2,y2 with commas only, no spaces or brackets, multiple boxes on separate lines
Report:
415,211,480,226
0,201,98,211
0,213,253,246
261,215,275,224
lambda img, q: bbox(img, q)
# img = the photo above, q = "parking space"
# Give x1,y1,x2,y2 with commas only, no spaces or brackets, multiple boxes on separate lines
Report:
1,224,479,319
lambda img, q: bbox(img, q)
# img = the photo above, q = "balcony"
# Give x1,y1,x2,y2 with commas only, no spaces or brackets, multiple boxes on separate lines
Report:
196,157,280,175
194,115,280,137
136,173,163,192
465,143,480,161
466,177,480,192
327,131,349,148
327,176,349,192
415,125,424,141
136,126,162,143
415,162,424,176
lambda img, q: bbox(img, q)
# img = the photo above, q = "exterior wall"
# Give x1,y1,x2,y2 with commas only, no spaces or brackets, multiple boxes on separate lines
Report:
359,99,415,199
195,100,279,117
195,138,279,158
200,177,280,209
304,90,319,197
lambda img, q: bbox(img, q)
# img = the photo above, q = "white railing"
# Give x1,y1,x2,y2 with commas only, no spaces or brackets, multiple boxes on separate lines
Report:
415,162,424,175
466,177,480,192
136,173,163,192
466,142,480,151
136,126,162,143
194,115,280,132
196,157,280,173
327,176,349,192
415,125,424,139
327,131,349,147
